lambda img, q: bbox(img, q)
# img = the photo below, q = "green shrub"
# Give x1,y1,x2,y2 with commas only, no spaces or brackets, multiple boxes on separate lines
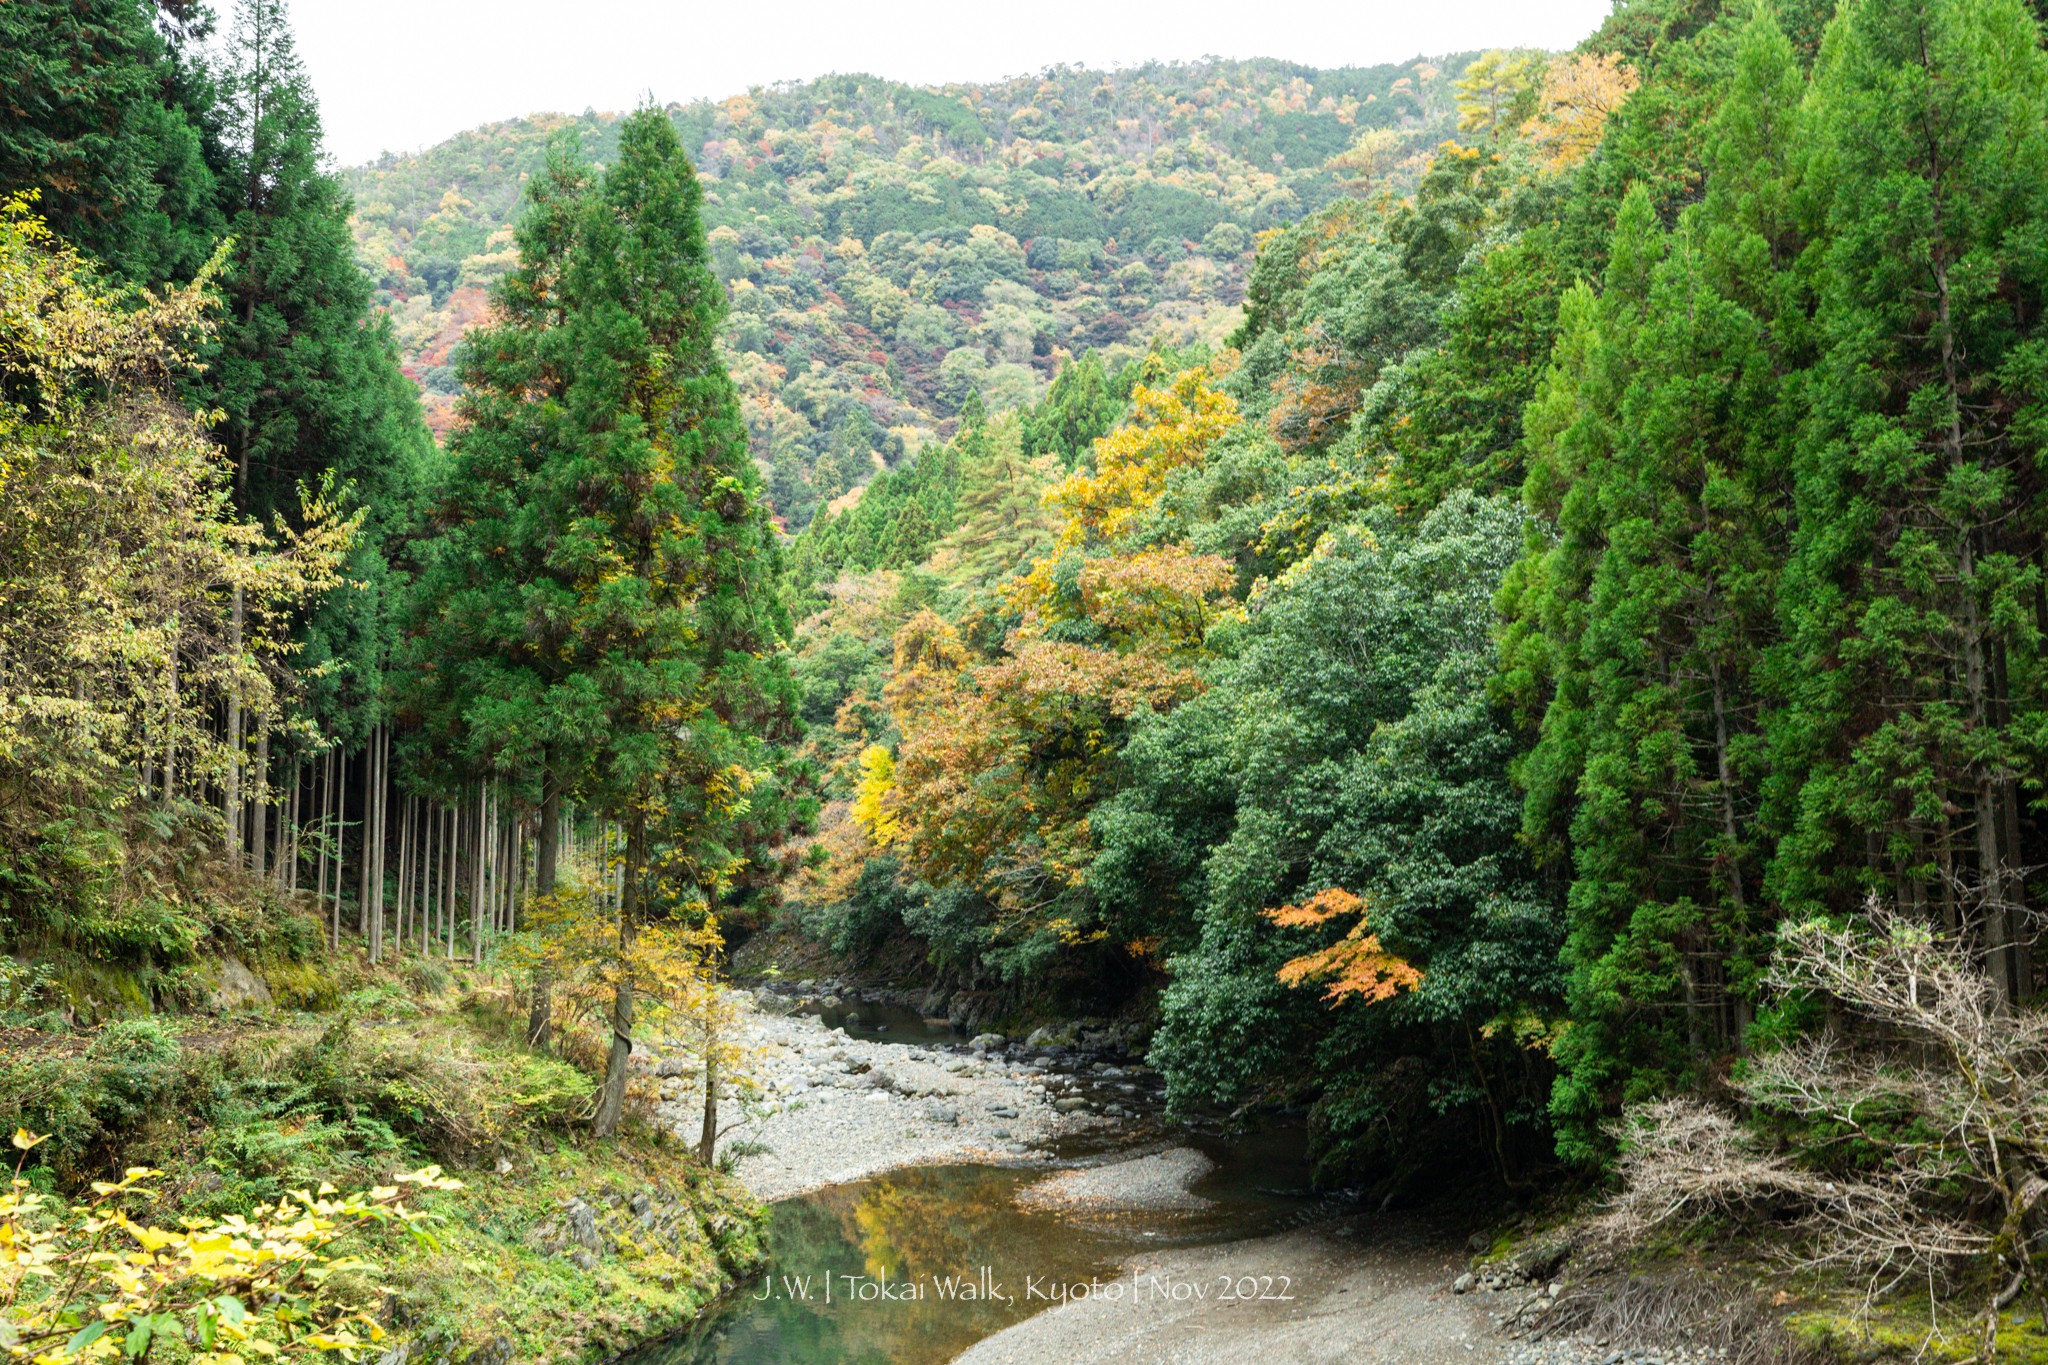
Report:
289,1020,593,1161
84,1017,181,1124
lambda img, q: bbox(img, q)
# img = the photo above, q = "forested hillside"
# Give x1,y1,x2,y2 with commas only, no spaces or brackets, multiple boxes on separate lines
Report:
778,0,2048,1236
0,4,787,1358
341,57,1477,526
9,0,2048,1352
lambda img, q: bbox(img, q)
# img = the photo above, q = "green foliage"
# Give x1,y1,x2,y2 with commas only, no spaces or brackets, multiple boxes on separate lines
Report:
1110,494,1560,1184
343,57,1486,524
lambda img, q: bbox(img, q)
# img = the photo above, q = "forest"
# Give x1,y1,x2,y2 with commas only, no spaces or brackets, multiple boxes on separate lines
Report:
341,56,1474,527
4,0,2048,1357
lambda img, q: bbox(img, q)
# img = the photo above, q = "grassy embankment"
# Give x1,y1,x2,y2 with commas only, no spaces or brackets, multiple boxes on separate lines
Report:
0,863,765,1365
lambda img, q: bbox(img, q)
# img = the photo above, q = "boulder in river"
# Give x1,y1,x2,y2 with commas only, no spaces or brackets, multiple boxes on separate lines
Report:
969,1032,1007,1051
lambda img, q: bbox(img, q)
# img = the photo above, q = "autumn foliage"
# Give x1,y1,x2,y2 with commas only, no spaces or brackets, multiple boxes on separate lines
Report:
1265,888,1423,1005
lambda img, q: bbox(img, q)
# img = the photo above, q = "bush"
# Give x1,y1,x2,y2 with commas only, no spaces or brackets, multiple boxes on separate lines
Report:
1610,900,2048,1352
83,1017,180,1124
290,1020,594,1161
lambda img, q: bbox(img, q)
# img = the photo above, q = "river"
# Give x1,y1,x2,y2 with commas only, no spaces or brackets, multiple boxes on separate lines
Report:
627,1001,1352,1365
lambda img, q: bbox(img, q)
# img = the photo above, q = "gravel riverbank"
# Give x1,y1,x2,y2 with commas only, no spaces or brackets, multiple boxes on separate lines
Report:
642,1002,1112,1202
635,999,1744,1365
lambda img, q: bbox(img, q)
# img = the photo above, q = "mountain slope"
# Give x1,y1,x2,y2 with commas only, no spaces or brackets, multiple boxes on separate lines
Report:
343,55,1478,527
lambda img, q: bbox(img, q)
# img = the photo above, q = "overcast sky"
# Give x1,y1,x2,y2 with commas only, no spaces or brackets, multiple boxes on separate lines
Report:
288,0,1617,167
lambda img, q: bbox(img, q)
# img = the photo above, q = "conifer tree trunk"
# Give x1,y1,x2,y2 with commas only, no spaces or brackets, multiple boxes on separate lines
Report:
592,806,646,1137
251,727,269,879
358,737,372,941
529,767,561,1046
225,586,242,859
396,791,411,955
286,756,300,892
334,747,349,947
442,803,454,960
317,748,333,938
470,786,485,964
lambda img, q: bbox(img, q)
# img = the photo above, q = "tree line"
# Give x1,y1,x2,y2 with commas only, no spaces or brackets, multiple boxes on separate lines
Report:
0,0,804,1141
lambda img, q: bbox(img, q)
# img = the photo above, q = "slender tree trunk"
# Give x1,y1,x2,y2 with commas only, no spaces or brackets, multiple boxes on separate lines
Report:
358,735,372,942
251,727,269,879
698,1048,719,1166
286,756,300,892
529,765,562,1047
372,729,388,962
335,747,350,948
316,749,333,936
224,585,243,859
396,791,411,956
593,806,647,1137
444,803,456,961
163,650,177,801
470,786,485,964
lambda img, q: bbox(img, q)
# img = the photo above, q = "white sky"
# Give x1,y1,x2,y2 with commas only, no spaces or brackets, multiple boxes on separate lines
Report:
286,0,1616,167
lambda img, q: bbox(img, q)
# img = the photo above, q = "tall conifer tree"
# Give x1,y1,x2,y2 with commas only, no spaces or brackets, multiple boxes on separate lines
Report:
1769,0,2048,1004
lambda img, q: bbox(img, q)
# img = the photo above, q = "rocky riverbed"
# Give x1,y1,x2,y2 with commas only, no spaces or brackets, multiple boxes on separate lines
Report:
638,994,1135,1201
628,994,1753,1365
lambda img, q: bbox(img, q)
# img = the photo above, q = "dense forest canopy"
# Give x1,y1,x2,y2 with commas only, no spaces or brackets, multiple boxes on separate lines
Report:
767,0,2048,1197
341,56,1481,528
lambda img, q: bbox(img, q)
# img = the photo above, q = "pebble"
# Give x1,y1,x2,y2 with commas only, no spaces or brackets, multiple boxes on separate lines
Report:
1500,1342,1732,1365
639,1003,1110,1202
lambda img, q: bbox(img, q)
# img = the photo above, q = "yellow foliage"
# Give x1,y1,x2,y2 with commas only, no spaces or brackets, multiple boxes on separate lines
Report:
0,1135,461,1365
1522,53,1639,171
1265,888,1422,1006
1455,51,1544,137
0,198,359,819
850,745,901,847
1043,370,1239,551
1326,126,1404,191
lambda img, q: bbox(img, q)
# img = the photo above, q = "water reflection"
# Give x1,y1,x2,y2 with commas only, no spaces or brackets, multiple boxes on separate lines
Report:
640,1165,1128,1365
631,1124,1326,1365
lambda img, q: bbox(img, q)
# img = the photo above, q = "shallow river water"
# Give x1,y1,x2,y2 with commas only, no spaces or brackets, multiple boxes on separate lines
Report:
630,1110,1327,1364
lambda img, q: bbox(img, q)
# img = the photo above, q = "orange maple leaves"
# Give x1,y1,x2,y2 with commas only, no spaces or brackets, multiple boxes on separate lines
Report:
1265,887,1422,1006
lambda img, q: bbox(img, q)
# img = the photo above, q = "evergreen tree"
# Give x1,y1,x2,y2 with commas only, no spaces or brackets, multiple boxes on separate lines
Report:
1023,352,1120,466
206,0,427,526
1767,0,2048,1004
1496,13,1815,1158
0,0,221,285
542,108,794,1134
398,139,593,1040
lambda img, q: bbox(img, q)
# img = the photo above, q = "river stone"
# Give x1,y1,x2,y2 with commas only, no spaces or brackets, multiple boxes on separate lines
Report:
1054,1097,1088,1113
1453,1273,1476,1294
970,1032,1007,1051
925,1102,959,1125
